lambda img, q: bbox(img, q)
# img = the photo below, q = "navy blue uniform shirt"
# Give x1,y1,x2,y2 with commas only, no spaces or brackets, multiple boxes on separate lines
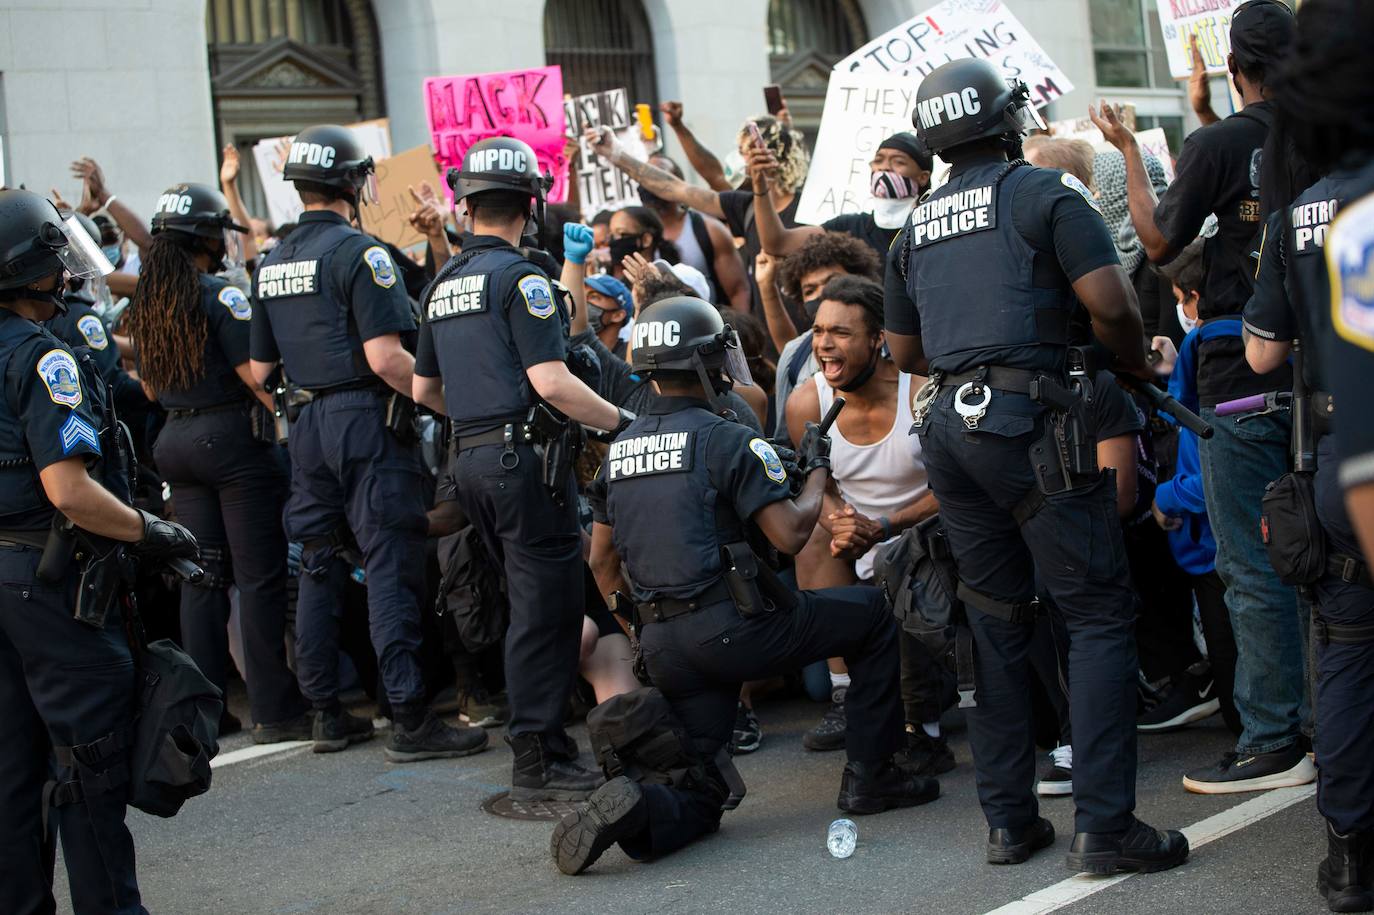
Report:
158,275,254,410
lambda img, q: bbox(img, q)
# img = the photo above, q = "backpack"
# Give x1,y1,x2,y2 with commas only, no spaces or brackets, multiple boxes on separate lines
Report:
435,524,508,653
127,638,223,817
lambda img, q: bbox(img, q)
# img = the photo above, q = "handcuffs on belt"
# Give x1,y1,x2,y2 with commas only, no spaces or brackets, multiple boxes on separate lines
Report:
911,369,994,431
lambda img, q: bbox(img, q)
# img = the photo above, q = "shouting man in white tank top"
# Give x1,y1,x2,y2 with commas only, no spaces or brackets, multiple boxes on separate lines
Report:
785,276,954,775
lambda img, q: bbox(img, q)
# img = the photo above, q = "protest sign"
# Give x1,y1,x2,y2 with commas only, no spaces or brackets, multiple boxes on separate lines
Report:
563,87,651,222
794,73,921,226
424,66,569,204
1157,0,1243,79
357,145,443,249
251,119,392,229
836,0,1073,107
1049,112,1175,184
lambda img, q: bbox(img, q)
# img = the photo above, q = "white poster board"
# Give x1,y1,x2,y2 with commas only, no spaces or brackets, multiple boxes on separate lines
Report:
836,0,1074,107
251,119,392,229
563,88,650,222
1157,0,1244,79
1049,115,1176,184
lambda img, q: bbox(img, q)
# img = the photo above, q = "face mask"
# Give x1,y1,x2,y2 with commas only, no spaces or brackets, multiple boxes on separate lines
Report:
29,275,68,317
803,296,823,320
638,186,668,209
101,245,123,268
1176,301,1198,334
871,197,916,230
609,235,640,267
870,169,917,200
587,304,607,332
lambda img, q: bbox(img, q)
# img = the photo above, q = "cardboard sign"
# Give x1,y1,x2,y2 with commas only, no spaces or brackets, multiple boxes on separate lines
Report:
794,73,922,226
424,66,569,204
836,0,1073,107
563,88,651,221
357,145,444,249
1157,0,1244,80
250,119,392,229
1049,113,1175,184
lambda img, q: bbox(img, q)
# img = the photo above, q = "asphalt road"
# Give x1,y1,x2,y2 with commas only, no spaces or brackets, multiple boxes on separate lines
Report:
57,693,1329,915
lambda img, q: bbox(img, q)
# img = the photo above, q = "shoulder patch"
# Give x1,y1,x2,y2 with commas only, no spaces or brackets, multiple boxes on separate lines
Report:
36,349,82,408
218,285,253,321
1060,172,1100,212
76,313,109,350
1329,197,1374,352
59,413,100,456
748,437,787,485
519,274,556,319
363,245,397,289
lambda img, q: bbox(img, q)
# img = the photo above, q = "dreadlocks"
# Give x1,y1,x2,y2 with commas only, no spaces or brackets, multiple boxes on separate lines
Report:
125,232,208,394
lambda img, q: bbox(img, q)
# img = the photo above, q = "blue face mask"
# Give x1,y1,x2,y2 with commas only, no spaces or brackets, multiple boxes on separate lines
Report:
101,245,122,267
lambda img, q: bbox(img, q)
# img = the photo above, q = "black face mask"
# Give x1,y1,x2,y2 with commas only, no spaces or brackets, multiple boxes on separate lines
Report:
837,340,882,393
609,235,641,267
29,276,68,317
803,296,823,320
638,186,667,209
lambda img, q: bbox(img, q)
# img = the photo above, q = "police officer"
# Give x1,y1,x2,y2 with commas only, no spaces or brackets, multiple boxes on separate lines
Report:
884,59,1188,872
249,124,487,761
0,189,198,914
413,136,627,799
1241,3,1374,906
549,295,937,875
119,182,312,743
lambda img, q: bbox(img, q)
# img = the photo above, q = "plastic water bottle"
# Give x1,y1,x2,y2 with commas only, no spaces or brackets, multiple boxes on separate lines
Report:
827,818,857,858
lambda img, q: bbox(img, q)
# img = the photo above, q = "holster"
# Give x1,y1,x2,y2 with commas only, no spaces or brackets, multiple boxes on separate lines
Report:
72,540,132,628
385,392,419,445
529,404,578,504
721,541,797,618
1028,373,1097,497
284,383,313,423
248,402,277,445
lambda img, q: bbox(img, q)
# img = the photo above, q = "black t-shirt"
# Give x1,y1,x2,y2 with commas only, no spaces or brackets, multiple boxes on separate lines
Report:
159,275,254,410
719,190,802,322
1153,102,1291,405
822,212,899,264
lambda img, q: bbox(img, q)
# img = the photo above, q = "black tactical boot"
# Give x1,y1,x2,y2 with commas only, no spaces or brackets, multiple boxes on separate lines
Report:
1318,821,1373,913
836,758,940,815
311,706,375,753
509,733,602,801
988,817,1055,865
251,712,314,745
550,776,648,875
385,710,489,763
1066,817,1189,874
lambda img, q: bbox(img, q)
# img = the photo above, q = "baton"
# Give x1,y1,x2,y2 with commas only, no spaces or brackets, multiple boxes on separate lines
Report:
165,557,205,584
1116,375,1213,439
818,396,846,436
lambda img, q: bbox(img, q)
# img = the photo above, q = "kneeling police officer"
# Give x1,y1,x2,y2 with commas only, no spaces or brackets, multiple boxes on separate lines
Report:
550,295,936,876
0,189,198,914
885,59,1188,872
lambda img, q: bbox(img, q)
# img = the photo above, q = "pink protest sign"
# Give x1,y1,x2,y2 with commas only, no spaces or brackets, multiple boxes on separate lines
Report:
424,66,570,203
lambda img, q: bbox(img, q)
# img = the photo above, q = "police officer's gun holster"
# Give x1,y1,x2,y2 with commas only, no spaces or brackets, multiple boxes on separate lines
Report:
528,403,580,505
721,541,797,617
385,392,420,445
31,512,135,628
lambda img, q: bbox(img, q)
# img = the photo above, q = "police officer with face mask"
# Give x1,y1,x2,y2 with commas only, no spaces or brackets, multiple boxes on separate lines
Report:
550,295,936,875
884,59,1189,873
250,124,488,761
0,189,199,914
413,136,630,800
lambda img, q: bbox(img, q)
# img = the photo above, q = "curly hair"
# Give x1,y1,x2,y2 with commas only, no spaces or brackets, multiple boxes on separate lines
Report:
776,231,882,303
737,114,810,193
125,233,207,394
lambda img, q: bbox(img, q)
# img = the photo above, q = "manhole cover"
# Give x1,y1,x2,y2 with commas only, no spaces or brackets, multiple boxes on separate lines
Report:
481,791,583,821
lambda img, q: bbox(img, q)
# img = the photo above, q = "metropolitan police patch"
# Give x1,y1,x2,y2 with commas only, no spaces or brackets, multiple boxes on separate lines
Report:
76,314,109,350
218,285,252,321
364,245,397,288
1060,172,1099,212
519,274,556,319
1329,195,1374,352
749,437,787,485
36,349,82,408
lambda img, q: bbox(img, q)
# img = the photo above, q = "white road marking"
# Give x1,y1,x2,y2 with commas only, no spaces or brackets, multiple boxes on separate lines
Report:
210,741,310,769
981,784,1318,915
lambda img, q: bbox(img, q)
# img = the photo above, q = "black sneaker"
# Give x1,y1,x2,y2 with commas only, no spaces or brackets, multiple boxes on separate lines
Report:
802,688,847,752
1037,745,1073,797
312,707,375,753
1138,662,1220,733
1066,817,1189,875
458,689,510,729
731,702,762,755
837,758,940,815
898,727,956,777
385,712,489,763
509,733,603,802
251,712,313,745
1318,821,1374,913
988,817,1055,865
550,776,648,875
1182,745,1317,795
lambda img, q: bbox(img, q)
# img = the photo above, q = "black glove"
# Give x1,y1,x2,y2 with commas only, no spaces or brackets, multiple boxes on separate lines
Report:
796,421,832,475
766,439,803,498
132,509,199,562
613,407,637,436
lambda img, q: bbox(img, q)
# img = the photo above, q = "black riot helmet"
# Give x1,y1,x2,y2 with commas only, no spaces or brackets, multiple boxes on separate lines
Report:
150,182,248,271
913,59,1044,156
448,136,547,204
630,295,753,416
0,189,112,312
282,124,378,202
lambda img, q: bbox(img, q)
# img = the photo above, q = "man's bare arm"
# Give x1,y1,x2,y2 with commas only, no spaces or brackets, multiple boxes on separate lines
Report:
588,128,725,219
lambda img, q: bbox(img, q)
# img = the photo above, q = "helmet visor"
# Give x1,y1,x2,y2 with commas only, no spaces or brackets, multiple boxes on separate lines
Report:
58,215,115,279
721,327,754,388
1007,81,1047,134
361,169,380,206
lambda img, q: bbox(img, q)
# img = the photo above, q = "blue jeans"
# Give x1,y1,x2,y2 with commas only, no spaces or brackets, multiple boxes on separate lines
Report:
1199,407,1308,755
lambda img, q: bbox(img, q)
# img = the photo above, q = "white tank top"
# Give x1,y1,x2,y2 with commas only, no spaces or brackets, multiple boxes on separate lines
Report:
813,371,928,580
670,211,711,279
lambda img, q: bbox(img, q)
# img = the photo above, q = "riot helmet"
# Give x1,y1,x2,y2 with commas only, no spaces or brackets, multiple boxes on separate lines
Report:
0,189,112,314
449,136,551,235
913,59,1044,156
631,295,752,416
150,182,248,271
282,124,379,204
